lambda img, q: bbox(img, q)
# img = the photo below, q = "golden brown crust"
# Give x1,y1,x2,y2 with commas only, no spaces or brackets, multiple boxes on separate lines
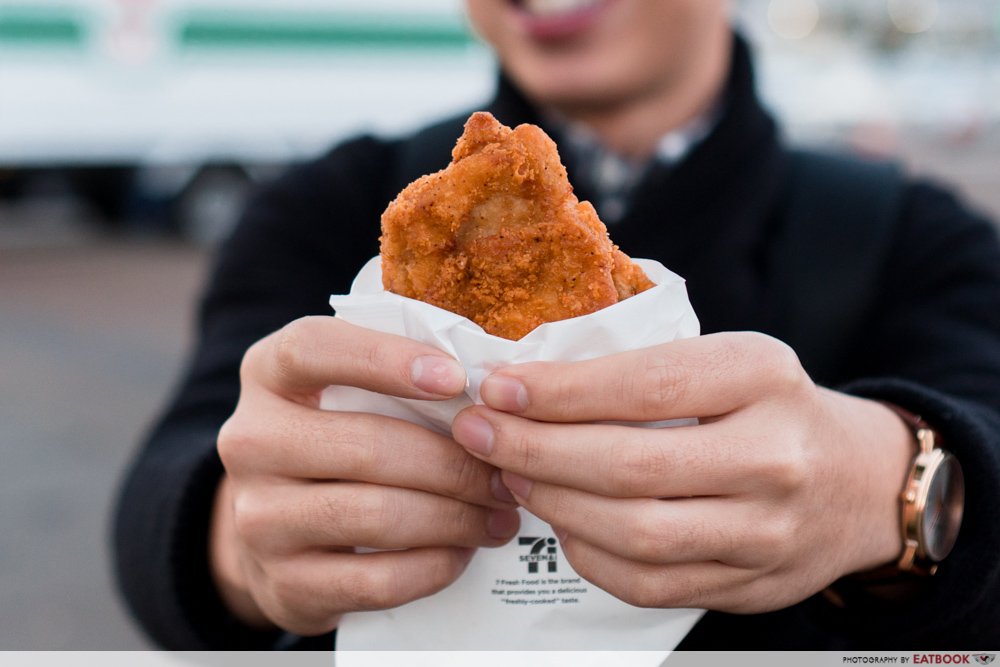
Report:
612,248,656,300
380,111,652,340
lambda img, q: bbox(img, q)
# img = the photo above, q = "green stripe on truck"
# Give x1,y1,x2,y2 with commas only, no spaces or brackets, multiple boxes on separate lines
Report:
180,18,473,50
0,13,83,45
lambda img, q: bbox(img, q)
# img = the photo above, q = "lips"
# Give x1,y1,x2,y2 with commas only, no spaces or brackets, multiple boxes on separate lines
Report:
508,0,613,40
518,0,605,16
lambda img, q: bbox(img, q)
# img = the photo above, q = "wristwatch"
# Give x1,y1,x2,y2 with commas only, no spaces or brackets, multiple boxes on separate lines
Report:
882,403,965,576
822,401,965,607
824,404,965,606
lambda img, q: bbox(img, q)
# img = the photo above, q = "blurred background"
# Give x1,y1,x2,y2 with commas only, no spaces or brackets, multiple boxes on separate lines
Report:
1,0,998,650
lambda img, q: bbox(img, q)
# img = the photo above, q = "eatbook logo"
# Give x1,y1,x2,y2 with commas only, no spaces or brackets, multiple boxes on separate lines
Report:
974,656,995,665
519,537,558,573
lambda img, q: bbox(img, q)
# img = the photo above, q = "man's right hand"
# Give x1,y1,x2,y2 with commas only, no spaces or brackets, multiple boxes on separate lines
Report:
210,316,521,636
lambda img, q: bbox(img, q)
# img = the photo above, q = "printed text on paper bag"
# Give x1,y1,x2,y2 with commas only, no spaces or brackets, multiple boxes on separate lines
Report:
491,577,589,606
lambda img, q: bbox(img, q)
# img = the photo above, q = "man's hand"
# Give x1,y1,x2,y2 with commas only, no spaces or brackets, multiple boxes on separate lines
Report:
211,316,521,636
451,332,915,613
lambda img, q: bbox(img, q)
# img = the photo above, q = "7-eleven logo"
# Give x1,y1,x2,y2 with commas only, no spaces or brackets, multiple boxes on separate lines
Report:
519,537,558,573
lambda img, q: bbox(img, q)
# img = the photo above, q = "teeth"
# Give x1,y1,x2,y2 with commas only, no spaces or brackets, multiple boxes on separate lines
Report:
521,0,602,17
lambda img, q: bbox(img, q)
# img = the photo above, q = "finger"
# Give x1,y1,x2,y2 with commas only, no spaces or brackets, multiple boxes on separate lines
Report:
239,482,521,555
254,547,475,636
479,331,805,422
452,407,759,497
220,404,516,509
557,533,754,611
246,316,466,400
504,477,758,566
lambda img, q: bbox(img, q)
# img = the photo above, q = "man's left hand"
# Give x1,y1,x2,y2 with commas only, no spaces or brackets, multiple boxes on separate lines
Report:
451,332,915,612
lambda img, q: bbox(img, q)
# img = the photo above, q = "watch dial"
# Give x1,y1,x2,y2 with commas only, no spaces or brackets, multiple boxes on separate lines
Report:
921,455,965,562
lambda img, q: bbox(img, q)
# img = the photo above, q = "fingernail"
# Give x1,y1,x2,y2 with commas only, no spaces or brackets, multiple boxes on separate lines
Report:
452,414,494,457
487,509,521,540
412,356,466,396
481,375,529,413
491,469,517,504
553,527,569,542
502,472,533,500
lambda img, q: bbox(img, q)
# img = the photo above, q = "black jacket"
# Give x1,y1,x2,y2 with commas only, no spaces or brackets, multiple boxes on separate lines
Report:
114,36,1000,649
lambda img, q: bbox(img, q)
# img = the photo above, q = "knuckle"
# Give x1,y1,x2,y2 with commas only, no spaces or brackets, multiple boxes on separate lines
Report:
704,332,750,380
755,515,799,565
372,490,403,538
540,487,573,527
216,415,251,471
621,570,705,610
632,353,687,416
329,489,392,545
763,337,807,392
447,450,486,502
231,492,273,553
355,336,393,380
266,567,327,631
504,421,543,474
548,369,580,416
606,437,667,497
239,337,267,383
258,560,347,636
455,502,488,541
329,415,387,474
432,550,466,587
674,581,712,609
267,566,303,608
343,550,461,611
620,573,664,608
273,319,316,385
339,566,398,611
712,332,747,364
627,515,676,563
712,430,753,469
731,577,785,614
627,512,721,564
767,440,811,494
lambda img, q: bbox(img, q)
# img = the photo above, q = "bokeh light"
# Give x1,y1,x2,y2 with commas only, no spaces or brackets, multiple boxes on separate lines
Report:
888,0,939,34
767,0,820,40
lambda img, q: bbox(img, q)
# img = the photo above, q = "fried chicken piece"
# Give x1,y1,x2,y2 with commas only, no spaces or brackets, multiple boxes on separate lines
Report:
380,111,654,340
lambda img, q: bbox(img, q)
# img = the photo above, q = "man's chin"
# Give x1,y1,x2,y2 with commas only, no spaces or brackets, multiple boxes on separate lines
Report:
522,79,640,115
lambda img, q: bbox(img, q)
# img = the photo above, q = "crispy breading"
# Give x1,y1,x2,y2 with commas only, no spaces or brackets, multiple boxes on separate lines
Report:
380,111,653,340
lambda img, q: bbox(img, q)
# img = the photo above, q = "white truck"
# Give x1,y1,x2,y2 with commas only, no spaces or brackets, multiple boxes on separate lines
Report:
0,0,495,241
0,0,494,165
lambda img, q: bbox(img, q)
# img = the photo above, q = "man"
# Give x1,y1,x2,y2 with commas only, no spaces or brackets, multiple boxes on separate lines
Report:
116,0,1000,648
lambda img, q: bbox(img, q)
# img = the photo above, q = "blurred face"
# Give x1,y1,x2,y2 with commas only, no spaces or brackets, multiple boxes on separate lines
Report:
465,0,731,113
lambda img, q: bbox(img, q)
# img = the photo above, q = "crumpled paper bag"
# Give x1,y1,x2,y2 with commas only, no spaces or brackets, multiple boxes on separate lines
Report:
322,256,705,654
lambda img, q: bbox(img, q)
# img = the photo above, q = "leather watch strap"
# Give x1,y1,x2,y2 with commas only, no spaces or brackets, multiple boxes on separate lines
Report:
822,402,943,606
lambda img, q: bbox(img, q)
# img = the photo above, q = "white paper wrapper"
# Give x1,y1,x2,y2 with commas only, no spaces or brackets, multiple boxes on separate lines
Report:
323,256,705,653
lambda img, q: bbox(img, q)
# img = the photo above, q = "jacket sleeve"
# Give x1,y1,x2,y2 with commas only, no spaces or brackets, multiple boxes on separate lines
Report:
679,182,1000,650
826,182,1000,647
112,136,394,649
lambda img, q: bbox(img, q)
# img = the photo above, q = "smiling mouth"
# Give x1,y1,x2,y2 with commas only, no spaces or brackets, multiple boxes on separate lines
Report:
507,0,612,39
510,0,606,18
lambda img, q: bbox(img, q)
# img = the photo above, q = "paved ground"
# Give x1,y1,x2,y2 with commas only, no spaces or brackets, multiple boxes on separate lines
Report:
0,241,209,649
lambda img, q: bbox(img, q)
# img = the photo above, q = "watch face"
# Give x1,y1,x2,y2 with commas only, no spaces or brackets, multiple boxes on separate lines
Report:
921,454,965,562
